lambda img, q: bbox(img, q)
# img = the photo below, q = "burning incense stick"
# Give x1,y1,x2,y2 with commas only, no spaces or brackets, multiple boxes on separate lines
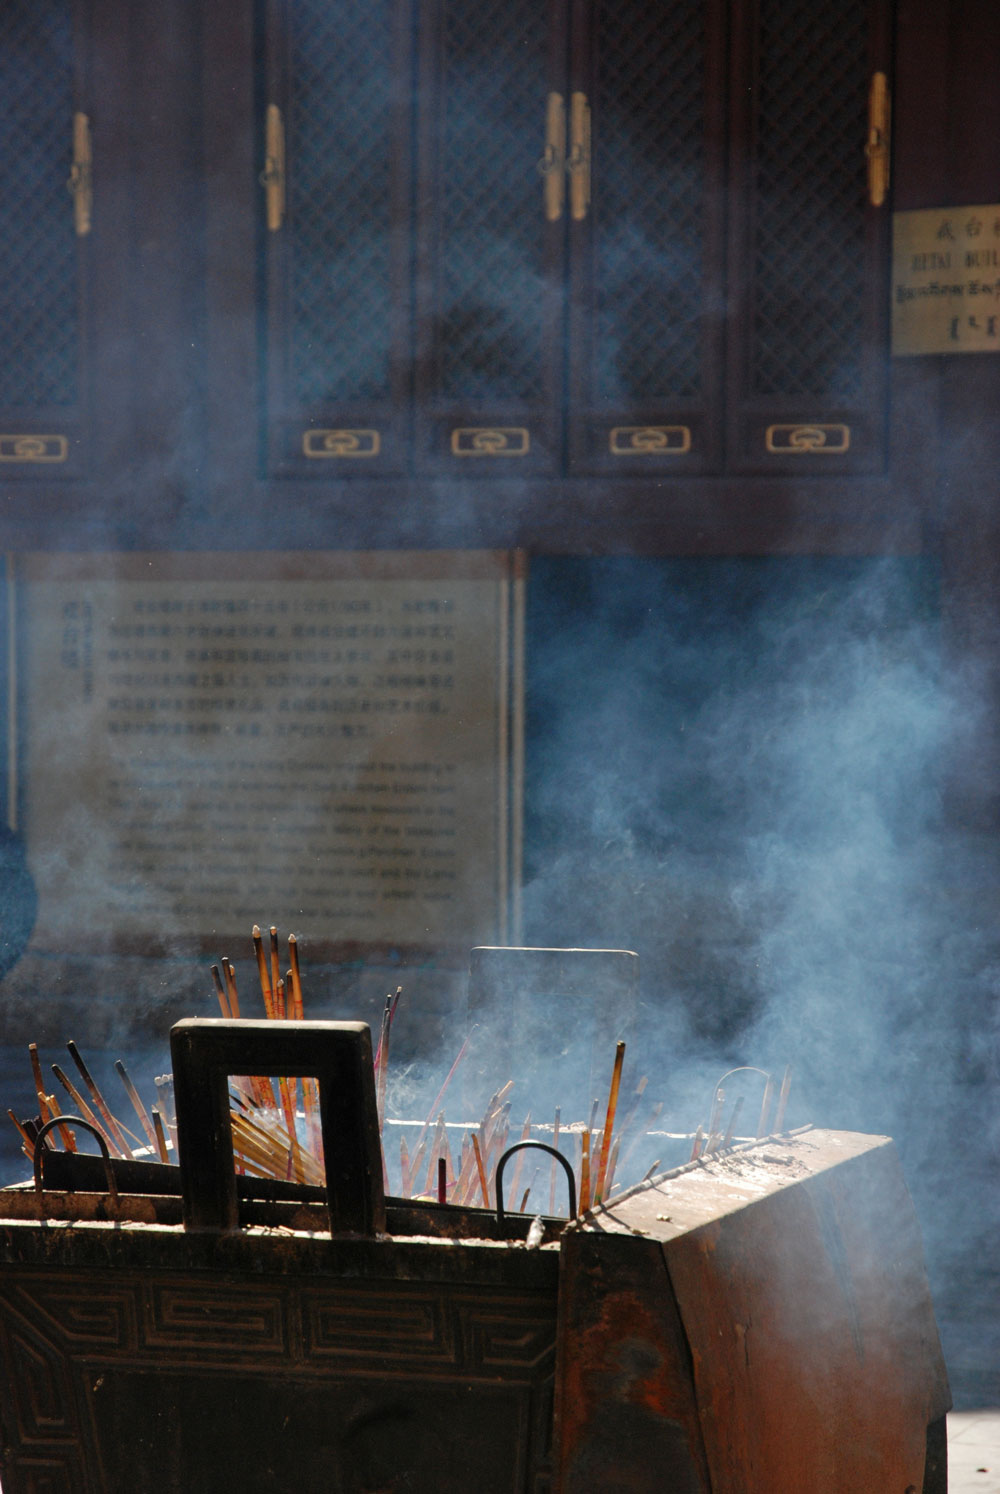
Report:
287,935,304,1019
756,1073,775,1137
594,1041,626,1204
114,1060,159,1151
66,1041,134,1158
7,1109,35,1157
411,1028,478,1158
505,1114,532,1212
579,1131,592,1213
221,958,241,1019
252,925,274,1016
723,1095,745,1149
151,1108,169,1162
471,1131,489,1207
269,926,281,1004
548,1107,561,1215
52,1063,108,1145
211,964,231,1018
774,1065,792,1131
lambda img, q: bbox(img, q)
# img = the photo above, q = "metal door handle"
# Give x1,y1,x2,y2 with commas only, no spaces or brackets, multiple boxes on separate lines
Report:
261,103,286,231
568,92,590,221
866,71,890,207
68,112,92,236
538,92,566,221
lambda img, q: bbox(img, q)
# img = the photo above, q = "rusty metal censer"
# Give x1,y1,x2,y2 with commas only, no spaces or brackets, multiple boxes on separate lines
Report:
0,1020,949,1493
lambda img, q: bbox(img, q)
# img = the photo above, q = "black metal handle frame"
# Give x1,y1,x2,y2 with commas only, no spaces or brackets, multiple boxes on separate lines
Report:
33,1115,119,1209
169,1018,385,1236
495,1140,576,1223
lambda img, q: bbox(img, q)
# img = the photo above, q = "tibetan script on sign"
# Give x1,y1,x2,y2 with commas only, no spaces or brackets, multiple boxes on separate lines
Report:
16,551,523,955
893,205,1000,355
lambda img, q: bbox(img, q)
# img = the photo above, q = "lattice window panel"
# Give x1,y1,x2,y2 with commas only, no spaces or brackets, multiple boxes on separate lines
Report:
592,0,707,403
0,0,79,409
435,0,551,401
750,0,870,400
287,0,396,406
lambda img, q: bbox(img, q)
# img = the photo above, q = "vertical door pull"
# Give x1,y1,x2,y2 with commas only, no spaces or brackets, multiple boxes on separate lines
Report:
866,71,890,207
261,104,286,231
68,112,92,236
568,92,591,221
539,92,566,221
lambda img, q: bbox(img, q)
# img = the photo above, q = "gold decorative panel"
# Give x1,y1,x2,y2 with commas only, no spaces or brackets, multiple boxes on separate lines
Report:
609,426,691,455
302,429,380,458
450,428,530,456
764,423,850,454
0,435,69,463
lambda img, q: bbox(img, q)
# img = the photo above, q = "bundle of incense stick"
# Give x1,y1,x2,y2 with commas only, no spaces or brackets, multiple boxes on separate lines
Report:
12,925,788,1216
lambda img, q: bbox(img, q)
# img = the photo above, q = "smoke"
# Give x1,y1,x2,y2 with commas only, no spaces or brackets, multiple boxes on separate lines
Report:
519,553,998,1363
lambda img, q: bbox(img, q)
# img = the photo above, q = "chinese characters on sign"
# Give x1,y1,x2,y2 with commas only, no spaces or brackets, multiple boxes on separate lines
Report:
19,552,522,952
892,204,1000,355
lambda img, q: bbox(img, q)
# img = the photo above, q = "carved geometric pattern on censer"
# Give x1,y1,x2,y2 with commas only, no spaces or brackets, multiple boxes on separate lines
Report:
592,0,707,403
750,0,870,400
0,0,79,410
0,1270,556,1491
436,0,551,402
287,0,396,406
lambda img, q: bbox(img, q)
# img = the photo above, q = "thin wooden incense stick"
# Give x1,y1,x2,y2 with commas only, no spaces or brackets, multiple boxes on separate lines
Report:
756,1073,775,1137
252,926,274,1017
211,964,231,1018
548,1106,561,1215
269,926,281,1006
114,1060,159,1151
579,1130,591,1213
66,1041,134,1158
594,1040,626,1204
774,1065,792,1131
151,1108,169,1162
471,1131,489,1207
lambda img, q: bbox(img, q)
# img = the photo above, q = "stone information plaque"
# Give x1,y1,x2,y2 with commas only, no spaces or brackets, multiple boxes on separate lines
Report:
893,204,1000,355
17,551,522,954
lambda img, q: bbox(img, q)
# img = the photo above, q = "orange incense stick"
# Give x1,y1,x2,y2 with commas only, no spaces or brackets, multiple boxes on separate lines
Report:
7,1109,35,1157
269,926,281,1001
287,935,304,1018
211,964,231,1018
51,1063,108,1143
471,1132,490,1207
594,1041,626,1204
66,1041,133,1158
151,1108,169,1162
579,1130,591,1213
221,958,241,1019
411,1028,478,1157
253,925,275,1017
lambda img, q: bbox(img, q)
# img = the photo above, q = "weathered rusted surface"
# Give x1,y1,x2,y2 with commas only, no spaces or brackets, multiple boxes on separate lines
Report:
554,1129,950,1493
0,1034,949,1494
554,1231,712,1492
